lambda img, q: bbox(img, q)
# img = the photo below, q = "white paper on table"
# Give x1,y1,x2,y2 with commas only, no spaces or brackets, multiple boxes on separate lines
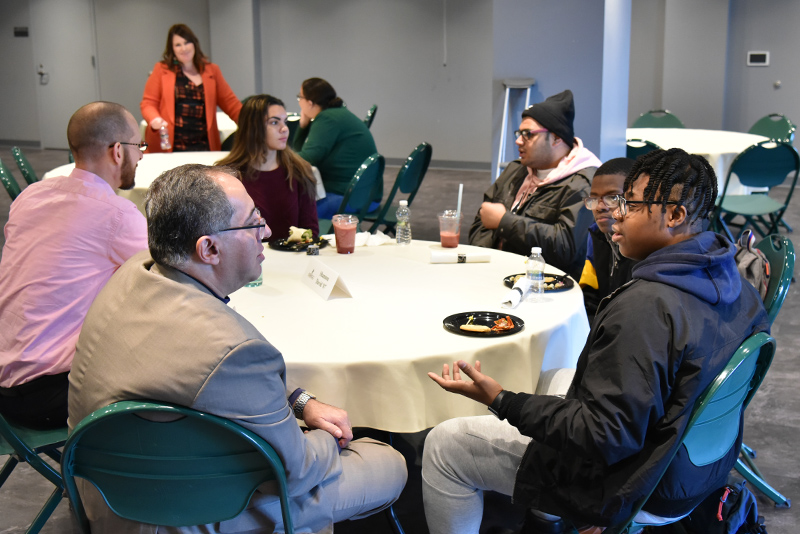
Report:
502,277,532,308
302,258,352,300
429,250,491,264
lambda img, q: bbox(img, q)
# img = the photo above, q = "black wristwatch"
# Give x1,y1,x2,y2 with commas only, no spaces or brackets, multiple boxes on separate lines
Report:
488,390,508,418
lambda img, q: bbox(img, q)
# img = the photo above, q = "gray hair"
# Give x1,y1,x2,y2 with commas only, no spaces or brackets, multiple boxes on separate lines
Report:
145,164,238,267
67,102,133,160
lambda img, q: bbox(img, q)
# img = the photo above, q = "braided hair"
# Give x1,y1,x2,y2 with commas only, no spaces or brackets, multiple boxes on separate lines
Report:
626,148,717,225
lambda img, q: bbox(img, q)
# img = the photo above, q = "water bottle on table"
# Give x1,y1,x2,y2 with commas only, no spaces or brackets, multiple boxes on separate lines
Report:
525,247,545,302
396,200,412,245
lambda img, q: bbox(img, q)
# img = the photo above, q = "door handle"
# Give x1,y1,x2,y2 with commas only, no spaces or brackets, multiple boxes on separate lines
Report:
37,64,49,85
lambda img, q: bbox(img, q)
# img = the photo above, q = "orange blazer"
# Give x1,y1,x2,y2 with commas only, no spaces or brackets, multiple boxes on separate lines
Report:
140,61,242,153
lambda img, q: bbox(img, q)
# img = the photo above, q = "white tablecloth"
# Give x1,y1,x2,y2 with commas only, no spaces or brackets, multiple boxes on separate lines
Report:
229,240,590,432
627,128,769,195
44,152,325,215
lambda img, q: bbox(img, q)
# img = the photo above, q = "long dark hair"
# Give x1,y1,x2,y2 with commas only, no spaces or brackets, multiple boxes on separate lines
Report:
216,95,315,194
161,24,208,73
301,78,344,109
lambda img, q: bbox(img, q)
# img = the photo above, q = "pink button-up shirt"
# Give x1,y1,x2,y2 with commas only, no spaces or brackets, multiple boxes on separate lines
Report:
0,168,147,387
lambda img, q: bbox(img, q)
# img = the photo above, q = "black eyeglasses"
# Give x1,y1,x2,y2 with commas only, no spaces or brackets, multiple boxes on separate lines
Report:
217,208,267,240
109,141,148,152
583,195,622,210
614,198,680,217
296,94,305,102
514,129,548,141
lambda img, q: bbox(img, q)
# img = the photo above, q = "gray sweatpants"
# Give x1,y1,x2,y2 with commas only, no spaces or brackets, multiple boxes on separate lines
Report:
422,415,531,534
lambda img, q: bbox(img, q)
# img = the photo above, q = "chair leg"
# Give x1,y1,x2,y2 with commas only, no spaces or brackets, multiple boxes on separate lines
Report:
25,486,63,534
741,442,757,459
0,454,19,487
385,505,406,534
734,458,791,508
779,219,793,233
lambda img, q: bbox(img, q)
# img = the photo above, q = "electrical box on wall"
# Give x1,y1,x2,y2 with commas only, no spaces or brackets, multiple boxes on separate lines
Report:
747,51,770,66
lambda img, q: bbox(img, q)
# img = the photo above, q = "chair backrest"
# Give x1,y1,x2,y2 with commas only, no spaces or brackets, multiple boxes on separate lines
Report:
605,332,776,534
11,147,39,185
363,104,378,128
0,158,23,201
748,113,796,143
755,235,795,324
625,139,661,161
62,400,294,533
631,109,685,129
368,143,432,231
337,153,385,219
721,141,800,200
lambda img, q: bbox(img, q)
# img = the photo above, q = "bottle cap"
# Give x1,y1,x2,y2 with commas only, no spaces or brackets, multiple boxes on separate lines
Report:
531,247,542,254
399,200,408,206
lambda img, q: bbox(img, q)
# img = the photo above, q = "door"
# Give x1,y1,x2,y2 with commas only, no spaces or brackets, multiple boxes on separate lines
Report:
30,0,99,149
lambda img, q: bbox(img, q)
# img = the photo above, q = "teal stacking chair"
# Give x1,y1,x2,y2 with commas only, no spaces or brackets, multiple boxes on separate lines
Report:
363,104,378,128
61,400,295,534
713,141,800,241
631,109,685,129
604,332,777,533
748,113,796,143
0,414,68,534
732,234,794,507
1,158,23,201
318,153,385,235
11,147,39,185
625,139,661,161
364,142,432,234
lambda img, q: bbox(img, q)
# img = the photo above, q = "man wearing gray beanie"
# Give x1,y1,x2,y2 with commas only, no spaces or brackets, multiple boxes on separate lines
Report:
469,89,601,278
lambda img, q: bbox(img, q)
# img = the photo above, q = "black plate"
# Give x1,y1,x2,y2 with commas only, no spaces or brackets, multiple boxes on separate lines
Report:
503,273,575,292
268,237,328,252
443,311,525,337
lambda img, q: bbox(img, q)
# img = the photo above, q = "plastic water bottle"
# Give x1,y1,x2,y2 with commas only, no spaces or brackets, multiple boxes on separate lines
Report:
159,124,171,150
396,200,412,245
525,247,545,302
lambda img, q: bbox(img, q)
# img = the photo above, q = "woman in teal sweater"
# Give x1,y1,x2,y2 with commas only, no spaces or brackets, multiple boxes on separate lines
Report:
293,78,380,219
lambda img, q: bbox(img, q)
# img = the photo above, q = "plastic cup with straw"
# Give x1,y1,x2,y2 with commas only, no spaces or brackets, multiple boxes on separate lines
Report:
439,184,464,248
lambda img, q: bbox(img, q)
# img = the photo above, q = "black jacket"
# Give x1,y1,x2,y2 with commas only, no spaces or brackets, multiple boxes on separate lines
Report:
495,232,770,526
468,161,596,279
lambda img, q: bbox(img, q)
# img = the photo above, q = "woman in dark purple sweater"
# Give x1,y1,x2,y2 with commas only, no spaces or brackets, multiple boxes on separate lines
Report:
217,95,318,242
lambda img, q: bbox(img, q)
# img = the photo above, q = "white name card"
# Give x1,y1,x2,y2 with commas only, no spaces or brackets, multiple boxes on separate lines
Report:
302,258,352,300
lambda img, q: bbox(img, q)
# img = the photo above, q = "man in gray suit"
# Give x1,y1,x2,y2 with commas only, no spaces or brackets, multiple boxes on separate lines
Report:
68,164,407,534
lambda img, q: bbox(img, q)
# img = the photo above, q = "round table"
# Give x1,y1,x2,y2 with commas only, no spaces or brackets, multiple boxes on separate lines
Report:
627,128,769,195
228,240,590,432
44,152,325,215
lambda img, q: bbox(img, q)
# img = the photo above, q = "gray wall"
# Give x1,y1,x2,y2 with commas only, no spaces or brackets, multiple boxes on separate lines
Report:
0,0,40,142
257,0,493,165
724,0,800,137
627,0,665,126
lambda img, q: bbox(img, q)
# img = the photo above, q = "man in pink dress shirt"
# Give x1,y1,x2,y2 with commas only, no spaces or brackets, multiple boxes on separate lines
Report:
0,102,148,429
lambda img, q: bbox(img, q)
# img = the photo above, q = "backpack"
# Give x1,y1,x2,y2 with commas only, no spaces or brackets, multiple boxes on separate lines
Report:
652,478,766,534
734,230,770,300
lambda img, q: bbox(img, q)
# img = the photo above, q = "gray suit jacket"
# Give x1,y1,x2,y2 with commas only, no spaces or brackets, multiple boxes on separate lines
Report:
68,250,342,533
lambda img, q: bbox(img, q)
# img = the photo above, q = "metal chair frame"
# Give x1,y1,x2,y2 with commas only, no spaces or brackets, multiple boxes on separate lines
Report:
0,414,68,534
61,400,295,533
11,147,40,185
318,153,385,235
631,109,685,129
1,158,23,201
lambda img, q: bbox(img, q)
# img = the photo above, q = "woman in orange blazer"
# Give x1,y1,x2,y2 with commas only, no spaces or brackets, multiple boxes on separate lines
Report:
140,24,241,153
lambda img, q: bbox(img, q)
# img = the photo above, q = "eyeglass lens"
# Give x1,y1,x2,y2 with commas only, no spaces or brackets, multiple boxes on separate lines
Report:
584,195,622,210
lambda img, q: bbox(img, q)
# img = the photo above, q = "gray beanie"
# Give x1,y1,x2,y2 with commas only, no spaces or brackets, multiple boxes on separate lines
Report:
521,89,575,148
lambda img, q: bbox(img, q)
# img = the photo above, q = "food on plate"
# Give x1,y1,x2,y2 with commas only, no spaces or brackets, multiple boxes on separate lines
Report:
460,324,491,333
287,226,313,244
491,315,515,332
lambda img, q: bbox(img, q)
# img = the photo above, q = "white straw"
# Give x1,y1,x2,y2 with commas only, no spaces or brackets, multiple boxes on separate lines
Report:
456,183,463,218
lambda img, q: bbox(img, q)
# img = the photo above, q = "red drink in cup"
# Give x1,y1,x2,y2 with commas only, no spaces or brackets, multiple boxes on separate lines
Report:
332,214,358,254
438,210,462,248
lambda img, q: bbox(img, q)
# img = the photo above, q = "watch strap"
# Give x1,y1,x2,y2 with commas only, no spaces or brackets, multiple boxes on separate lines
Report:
293,391,316,419
488,390,508,417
